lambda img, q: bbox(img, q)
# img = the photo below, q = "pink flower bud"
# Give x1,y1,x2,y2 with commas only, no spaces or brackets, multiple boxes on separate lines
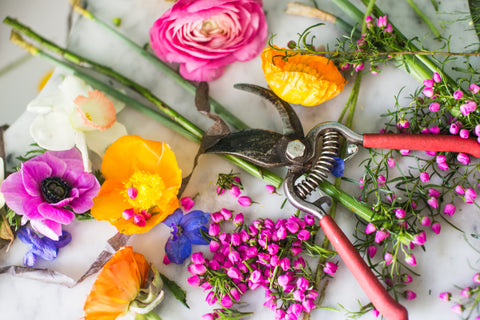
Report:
304,214,315,225
402,274,413,283
302,299,316,313
367,245,377,258
220,208,232,220
460,129,470,139
286,220,300,234
450,122,460,135
470,83,480,93
229,185,241,198
280,257,291,271
209,223,220,236
377,175,386,184
465,188,477,203
431,222,441,234
395,208,406,219
405,254,417,266
134,214,146,227
188,263,207,275
323,262,338,277
420,216,431,226
429,102,440,112
372,309,380,317
180,196,195,211
187,275,201,287
428,188,440,197
474,273,480,284
400,149,410,155
216,186,225,195
387,158,395,168
453,90,464,100
443,203,456,216
423,87,434,97
427,197,439,209
436,155,446,164
439,291,451,301
233,213,244,226
238,196,252,206
412,231,426,246
296,277,309,291
461,287,472,298
365,223,377,234
265,184,275,194
420,172,430,182
451,304,465,314
298,229,310,241
191,252,205,265
220,294,233,308
227,267,242,281
404,290,417,300
476,124,480,137
423,79,434,88
429,126,440,134
202,313,216,320
122,208,135,220
384,252,393,265
375,229,390,243
455,185,465,195
433,72,442,83
127,187,138,200
293,290,305,302
209,240,221,252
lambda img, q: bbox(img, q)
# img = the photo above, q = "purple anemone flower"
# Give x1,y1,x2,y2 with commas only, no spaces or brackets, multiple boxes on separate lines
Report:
0,148,100,240
17,227,72,267
163,208,210,264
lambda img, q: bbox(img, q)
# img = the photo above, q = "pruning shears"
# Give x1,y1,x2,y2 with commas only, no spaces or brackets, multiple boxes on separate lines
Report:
203,84,480,320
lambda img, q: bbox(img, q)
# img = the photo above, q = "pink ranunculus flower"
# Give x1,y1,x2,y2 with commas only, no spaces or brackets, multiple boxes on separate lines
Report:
150,0,268,81
0,148,100,240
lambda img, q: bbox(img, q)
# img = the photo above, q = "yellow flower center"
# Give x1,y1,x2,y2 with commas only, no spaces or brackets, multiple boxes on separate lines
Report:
123,171,165,211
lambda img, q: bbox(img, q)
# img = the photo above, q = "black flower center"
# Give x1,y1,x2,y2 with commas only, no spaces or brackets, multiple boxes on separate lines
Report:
41,177,72,203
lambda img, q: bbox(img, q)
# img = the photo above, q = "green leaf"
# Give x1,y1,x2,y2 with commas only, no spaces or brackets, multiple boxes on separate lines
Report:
469,0,480,42
159,273,189,309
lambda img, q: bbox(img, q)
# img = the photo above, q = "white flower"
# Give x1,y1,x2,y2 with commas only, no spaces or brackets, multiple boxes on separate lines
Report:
27,75,127,171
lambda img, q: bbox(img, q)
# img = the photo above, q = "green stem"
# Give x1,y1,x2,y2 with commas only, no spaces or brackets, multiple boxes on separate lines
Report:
4,17,204,140
70,2,249,130
144,311,162,320
405,0,441,38
8,30,283,188
318,180,375,222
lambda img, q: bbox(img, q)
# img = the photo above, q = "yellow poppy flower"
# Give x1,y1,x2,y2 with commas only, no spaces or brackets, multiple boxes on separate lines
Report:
91,135,182,235
83,247,150,320
261,46,346,107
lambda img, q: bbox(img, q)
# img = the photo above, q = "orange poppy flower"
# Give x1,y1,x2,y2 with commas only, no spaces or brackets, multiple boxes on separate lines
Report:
84,246,150,320
91,135,182,234
261,46,346,107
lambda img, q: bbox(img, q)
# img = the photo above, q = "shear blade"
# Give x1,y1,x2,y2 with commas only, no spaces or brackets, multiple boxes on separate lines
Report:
203,129,293,167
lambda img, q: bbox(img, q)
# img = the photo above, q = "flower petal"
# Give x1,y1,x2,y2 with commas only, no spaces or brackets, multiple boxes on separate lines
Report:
162,208,184,227
38,202,75,224
30,111,76,151
165,236,191,264
30,219,62,240
85,122,127,157
0,171,30,214
59,75,92,104
71,90,117,131
23,250,37,267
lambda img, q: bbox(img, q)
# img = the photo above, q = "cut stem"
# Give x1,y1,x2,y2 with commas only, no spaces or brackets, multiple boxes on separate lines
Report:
68,1,249,130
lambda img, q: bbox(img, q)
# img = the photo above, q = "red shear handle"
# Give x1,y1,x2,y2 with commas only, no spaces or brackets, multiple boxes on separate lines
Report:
320,215,408,320
363,134,480,158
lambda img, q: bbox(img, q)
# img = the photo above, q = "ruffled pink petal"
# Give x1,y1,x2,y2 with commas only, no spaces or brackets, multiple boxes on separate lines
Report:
38,152,68,178
21,161,52,197
38,202,75,224
49,148,84,172
30,219,62,240
0,172,30,214
179,63,226,81
22,197,44,220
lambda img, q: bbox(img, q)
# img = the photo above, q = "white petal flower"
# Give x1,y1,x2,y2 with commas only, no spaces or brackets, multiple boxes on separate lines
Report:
27,75,127,171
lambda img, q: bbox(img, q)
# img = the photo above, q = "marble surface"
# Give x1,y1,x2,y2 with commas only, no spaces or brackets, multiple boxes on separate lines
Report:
1,0,480,319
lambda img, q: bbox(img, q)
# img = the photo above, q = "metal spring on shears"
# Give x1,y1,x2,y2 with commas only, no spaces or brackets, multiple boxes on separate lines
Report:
295,130,340,199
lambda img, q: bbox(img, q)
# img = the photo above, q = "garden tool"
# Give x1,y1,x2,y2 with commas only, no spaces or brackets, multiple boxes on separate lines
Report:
203,83,479,320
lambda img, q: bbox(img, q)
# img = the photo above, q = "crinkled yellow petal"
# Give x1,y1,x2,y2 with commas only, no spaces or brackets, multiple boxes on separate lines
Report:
84,247,149,320
261,46,346,107
91,135,182,235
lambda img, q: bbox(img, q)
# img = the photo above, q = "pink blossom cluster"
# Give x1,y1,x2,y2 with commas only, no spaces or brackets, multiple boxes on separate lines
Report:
216,176,253,207
439,272,480,318
188,212,337,320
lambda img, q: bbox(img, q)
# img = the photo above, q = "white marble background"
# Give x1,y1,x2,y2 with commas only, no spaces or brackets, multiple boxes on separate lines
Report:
1,0,480,319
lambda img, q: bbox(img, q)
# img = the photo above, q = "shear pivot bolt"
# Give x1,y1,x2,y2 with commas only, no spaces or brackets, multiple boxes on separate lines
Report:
286,140,306,160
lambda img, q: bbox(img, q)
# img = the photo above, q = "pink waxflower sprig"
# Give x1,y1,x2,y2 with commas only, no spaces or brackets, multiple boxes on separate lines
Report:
188,211,338,320
439,272,480,319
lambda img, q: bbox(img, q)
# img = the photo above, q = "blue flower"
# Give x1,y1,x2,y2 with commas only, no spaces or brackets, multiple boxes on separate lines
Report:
17,227,72,267
162,209,210,264
330,156,345,177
